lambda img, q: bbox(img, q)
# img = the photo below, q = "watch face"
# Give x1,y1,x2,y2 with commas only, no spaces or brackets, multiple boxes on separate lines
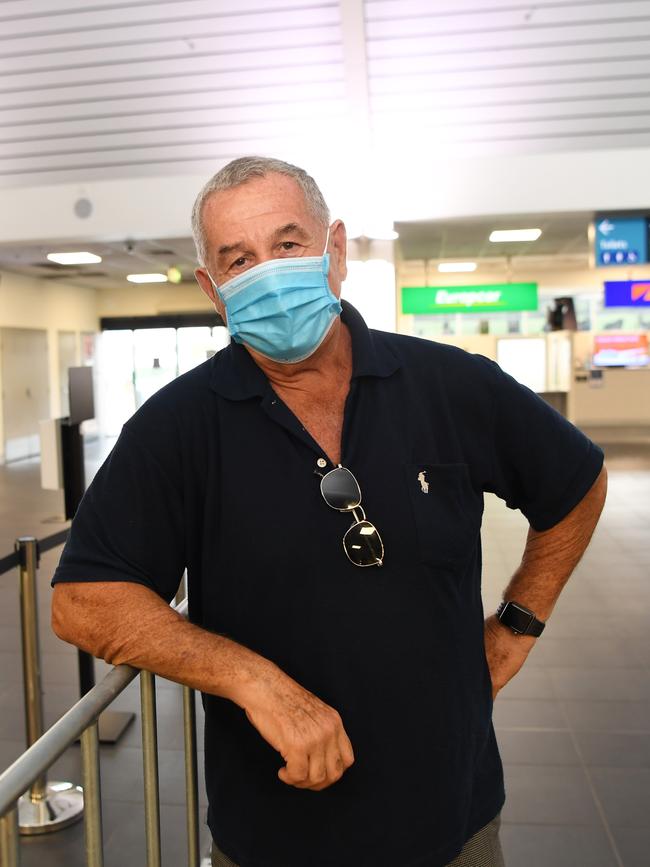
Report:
503,602,534,634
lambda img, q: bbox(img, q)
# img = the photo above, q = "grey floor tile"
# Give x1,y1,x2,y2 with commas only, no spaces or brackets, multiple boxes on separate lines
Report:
496,730,581,766
589,767,650,828
548,668,650,702
575,731,650,768
500,823,618,867
527,636,646,669
501,764,601,826
610,827,650,867
498,667,555,700
493,699,567,730
562,700,650,734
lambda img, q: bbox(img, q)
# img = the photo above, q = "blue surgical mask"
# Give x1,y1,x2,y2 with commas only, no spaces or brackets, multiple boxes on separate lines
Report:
208,229,342,364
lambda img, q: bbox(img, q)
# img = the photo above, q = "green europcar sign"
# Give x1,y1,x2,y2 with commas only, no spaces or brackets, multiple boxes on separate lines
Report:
402,283,538,314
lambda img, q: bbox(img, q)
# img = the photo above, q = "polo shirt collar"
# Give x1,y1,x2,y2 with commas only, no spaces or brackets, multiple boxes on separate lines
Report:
209,300,401,401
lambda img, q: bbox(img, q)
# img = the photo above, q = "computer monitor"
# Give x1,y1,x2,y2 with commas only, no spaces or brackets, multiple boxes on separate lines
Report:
68,366,95,423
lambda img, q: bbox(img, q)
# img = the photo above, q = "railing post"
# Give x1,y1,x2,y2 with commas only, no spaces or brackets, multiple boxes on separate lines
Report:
140,671,161,867
182,686,200,867
15,536,84,835
17,537,46,800
81,722,104,867
0,807,20,867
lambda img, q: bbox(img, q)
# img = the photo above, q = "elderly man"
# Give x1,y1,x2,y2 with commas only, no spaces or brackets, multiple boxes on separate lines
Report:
52,156,606,867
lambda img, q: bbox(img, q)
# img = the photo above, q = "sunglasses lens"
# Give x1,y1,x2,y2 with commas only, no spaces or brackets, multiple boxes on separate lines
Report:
343,521,384,567
321,467,361,511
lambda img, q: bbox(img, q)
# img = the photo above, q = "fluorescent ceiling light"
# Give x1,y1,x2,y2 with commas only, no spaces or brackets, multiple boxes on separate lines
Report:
347,226,399,241
489,229,542,243
437,262,477,273
126,273,168,283
47,251,102,265
366,228,399,241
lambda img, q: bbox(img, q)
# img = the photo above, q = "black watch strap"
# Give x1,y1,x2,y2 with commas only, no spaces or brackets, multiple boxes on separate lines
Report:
496,600,546,637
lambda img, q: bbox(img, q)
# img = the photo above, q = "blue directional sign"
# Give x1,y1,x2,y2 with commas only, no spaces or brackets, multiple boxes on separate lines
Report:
596,217,648,266
604,280,650,307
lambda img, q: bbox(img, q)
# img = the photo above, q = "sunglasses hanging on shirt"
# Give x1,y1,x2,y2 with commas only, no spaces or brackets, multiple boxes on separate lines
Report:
319,465,384,567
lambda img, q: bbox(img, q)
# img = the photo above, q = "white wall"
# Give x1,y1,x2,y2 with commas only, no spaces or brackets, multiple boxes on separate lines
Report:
97,281,212,318
0,271,98,461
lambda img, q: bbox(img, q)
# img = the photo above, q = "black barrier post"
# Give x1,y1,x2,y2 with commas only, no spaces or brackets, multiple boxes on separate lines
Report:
60,420,85,522
59,421,135,744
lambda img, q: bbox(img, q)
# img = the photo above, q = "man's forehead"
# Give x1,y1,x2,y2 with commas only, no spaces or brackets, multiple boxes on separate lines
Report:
207,174,310,223
204,176,318,251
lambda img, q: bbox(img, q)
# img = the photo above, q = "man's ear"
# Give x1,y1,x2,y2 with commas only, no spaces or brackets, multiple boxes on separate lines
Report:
330,219,347,283
195,267,226,318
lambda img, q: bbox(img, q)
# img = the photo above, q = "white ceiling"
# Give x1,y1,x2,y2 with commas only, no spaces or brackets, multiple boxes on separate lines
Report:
1,0,650,189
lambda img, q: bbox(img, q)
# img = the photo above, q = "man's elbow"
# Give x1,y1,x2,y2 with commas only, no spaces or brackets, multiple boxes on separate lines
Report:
51,583,82,646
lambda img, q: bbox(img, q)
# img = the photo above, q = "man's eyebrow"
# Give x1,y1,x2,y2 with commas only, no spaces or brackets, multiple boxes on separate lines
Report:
216,224,310,258
217,240,246,257
273,223,310,241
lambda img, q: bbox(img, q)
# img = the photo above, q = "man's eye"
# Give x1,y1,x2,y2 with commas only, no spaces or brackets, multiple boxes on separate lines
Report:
280,242,297,251
231,257,247,268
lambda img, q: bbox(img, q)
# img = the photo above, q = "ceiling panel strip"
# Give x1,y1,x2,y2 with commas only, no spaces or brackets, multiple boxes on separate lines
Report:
0,62,344,109
365,0,642,18
370,112,650,141
0,5,339,54
371,78,650,111
0,80,347,125
367,21,650,57
366,1,650,37
368,38,650,77
0,44,343,92
0,25,341,74
370,95,650,128
369,57,650,93
0,135,340,174
0,0,335,34
0,103,348,150
0,97,348,141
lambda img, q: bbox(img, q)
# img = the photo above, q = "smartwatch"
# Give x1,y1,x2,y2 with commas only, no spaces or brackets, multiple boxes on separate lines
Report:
496,600,546,637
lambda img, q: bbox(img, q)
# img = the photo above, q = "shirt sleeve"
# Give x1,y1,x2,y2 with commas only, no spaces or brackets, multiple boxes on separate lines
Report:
482,358,604,531
52,424,185,602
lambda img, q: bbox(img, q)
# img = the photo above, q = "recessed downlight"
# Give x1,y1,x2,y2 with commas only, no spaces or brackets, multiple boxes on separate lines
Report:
126,273,168,283
437,262,477,273
489,229,542,243
47,251,102,265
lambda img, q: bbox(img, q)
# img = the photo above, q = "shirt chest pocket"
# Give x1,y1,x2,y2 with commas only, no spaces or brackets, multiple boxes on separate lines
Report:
404,462,483,570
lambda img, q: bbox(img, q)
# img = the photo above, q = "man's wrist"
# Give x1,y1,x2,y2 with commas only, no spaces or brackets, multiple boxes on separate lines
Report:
486,614,538,651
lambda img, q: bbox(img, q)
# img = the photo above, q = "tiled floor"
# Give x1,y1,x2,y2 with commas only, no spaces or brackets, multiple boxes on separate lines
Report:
0,435,648,866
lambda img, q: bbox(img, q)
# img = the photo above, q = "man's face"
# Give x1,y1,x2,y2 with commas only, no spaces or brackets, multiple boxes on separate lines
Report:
194,173,347,320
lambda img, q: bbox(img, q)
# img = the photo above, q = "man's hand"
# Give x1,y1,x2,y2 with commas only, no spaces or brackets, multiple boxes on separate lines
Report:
240,666,355,791
484,614,537,699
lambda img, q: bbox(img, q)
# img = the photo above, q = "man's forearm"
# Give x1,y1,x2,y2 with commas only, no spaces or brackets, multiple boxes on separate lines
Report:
502,464,608,622
52,581,274,708
484,466,608,696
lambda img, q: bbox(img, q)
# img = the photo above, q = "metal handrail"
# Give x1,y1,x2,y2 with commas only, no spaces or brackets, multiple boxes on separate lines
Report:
0,593,199,867
0,663,137,817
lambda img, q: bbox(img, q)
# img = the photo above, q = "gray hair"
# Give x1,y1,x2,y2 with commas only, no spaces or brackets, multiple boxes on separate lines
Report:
191,156,331,266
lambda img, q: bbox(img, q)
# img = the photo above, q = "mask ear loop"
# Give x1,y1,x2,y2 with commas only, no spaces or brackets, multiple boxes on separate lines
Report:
322,225,331,257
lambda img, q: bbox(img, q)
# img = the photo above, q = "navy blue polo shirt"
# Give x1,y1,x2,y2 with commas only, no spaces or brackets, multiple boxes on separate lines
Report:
53,302,603,867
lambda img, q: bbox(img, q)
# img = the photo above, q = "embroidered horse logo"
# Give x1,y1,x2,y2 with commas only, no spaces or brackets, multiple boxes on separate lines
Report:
417,471,429,494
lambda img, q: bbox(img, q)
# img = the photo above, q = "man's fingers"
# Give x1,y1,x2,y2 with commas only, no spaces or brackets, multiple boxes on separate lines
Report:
324,744,345,784
338,731,355,769
279,752,309,786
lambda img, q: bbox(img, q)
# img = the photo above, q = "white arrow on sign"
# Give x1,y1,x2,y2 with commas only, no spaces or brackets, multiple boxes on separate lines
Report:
598,219,615,236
